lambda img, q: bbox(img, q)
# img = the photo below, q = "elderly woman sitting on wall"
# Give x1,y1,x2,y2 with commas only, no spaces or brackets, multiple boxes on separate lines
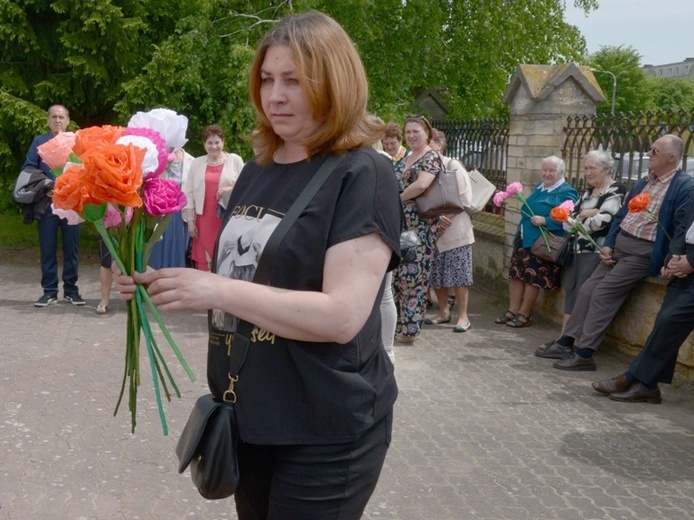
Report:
495,156,578,328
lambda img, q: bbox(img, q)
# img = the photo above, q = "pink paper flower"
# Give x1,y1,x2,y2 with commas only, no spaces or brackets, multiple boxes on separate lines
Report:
37,132,77,170
142,177,187,216
493,191,509,207
559,200,575,211
103,203,133,229
506,182,523,196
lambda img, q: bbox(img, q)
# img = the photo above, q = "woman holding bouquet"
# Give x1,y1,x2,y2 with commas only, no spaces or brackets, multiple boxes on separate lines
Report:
535,150,626,358
183,125,244,271
495,156,578,328
116,10,401,520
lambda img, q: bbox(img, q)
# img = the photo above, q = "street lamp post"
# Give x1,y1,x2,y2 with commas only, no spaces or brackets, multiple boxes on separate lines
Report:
591,68,617,116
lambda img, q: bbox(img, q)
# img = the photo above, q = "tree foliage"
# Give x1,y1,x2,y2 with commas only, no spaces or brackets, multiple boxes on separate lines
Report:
588,45,651,114
1,0,596,189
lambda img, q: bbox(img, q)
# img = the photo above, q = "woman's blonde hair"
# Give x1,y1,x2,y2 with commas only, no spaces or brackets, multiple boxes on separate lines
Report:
249,11,383,163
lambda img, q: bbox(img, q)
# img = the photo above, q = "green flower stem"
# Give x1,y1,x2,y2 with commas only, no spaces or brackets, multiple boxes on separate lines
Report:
136,288,168,436
647,210,672,242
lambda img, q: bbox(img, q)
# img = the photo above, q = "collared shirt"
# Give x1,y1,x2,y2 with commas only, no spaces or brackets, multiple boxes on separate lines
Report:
538,177,566,193
620,168,678,242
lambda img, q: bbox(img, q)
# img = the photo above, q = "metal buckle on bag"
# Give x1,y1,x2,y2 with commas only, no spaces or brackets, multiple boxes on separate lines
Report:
223,373,238,403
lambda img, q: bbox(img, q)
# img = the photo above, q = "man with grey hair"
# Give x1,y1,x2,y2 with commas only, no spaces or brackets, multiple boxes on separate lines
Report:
540,135,694,370
22,104,84,307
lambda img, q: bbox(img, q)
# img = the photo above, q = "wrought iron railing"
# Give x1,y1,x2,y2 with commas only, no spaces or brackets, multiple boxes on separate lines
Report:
434,118,509,213
562,108,694,191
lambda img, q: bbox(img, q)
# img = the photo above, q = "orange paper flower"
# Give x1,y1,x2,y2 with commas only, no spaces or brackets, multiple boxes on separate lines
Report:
52,165,91,214
79,144,146,208
549,206,570,222
628,193,650,213
73,125,126,156
37,132,77,169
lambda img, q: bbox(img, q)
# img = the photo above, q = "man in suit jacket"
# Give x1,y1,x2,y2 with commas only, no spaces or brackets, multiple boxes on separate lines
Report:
591,201,694,403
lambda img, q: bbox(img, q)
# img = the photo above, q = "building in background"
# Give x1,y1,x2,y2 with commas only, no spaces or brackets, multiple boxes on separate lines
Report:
643,57,694,80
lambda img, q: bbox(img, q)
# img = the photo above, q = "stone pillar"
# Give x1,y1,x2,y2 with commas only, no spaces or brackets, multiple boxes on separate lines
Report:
503,63,605,316
500,64,605,267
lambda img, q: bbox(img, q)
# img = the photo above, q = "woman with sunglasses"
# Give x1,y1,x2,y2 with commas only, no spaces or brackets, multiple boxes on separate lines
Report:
392,115,443,343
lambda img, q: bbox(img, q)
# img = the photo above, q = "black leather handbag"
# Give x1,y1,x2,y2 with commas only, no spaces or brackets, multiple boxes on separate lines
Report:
175,155,342,500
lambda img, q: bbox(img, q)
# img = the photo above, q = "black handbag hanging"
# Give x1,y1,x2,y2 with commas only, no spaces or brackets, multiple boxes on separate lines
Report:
176,154,343,499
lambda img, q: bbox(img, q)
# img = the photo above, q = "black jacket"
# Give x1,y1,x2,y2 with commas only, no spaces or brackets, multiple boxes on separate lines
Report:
12,166,54,223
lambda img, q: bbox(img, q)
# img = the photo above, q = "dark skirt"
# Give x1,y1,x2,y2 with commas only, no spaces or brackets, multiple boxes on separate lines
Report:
562,252,601,313
430,244,473,289
509,235,562,290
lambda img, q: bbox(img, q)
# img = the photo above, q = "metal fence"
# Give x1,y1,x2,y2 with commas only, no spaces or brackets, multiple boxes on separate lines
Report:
562,108,694,192
434,118,509,214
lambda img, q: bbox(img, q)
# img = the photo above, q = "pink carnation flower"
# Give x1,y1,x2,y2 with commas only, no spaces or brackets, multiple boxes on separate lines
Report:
493,191,509,207
506,182,523,196
103,203,133,229
142,177,187,216
37,132,77,170
559,200,575,212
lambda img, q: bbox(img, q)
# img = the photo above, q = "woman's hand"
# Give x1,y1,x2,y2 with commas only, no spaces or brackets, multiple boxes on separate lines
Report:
530,215,546,227
216,185,233,200
187,220,198,238
578,208,599,220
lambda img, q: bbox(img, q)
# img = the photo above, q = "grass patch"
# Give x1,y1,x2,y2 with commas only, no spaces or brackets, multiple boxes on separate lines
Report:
0,210,100,265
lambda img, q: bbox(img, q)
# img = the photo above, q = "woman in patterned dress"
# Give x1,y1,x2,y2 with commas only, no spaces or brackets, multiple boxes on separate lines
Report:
392,115,443,343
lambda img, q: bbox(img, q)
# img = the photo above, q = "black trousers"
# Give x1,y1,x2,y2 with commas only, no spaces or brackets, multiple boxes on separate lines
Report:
630,276,694,386
234,410,392,520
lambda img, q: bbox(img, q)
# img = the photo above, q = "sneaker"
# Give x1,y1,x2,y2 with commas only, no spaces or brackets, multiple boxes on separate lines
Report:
35,294,58,307
64,294,86,306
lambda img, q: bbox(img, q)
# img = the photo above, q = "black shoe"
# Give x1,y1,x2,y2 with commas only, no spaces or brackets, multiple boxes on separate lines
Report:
553,353,596,371
65,294,86,306
35,294,58,307
609,383,661,404
534,341,573,359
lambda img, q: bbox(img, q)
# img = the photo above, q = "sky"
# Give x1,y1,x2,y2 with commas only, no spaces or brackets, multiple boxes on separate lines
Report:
563,0,694,66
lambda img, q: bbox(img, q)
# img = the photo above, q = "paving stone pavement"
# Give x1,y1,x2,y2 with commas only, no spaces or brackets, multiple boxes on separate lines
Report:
1,262,693,520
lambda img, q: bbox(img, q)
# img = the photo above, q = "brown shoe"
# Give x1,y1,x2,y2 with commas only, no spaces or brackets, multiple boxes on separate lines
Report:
394,334,416,344
609,383,662,404
592,374,630,396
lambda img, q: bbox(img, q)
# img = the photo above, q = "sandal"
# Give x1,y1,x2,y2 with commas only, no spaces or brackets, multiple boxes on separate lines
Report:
424,315,451,325
506,313,532,328
394,334,417,344
96,304,109,315
494,310,516,325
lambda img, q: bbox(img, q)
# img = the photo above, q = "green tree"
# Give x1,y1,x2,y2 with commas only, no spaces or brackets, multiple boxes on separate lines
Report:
644,76,694,111
1,0,597,193
588,45,650,114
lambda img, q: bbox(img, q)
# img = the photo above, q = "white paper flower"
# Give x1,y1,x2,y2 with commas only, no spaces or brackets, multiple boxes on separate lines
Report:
116,135,163,177
127,108,189,149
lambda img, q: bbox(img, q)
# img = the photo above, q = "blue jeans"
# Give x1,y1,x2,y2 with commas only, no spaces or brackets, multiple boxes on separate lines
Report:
37,208,82,297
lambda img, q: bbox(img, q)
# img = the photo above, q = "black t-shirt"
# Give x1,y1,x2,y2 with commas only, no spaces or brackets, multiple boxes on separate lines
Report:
207,147,402,445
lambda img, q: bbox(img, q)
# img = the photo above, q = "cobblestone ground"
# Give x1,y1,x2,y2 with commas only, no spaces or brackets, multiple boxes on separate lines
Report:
1,262,693,520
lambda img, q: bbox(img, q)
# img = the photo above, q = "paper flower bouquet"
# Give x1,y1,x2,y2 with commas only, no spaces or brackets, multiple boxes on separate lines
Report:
39,109,194,434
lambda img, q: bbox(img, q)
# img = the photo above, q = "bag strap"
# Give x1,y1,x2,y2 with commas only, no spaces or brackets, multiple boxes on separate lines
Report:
226,154,343,391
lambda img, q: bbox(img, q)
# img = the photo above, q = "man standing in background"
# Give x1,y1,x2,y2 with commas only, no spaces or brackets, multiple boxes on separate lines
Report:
22,104,84,307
